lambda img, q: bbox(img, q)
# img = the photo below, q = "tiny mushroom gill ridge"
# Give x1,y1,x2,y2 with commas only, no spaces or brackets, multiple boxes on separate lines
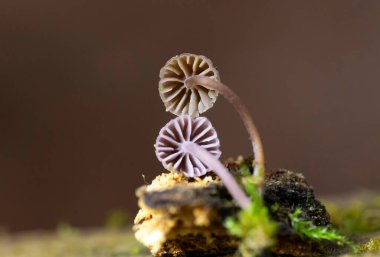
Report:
155,115,221,177
159,53,219,117
155,115,251,208
159,53,265,182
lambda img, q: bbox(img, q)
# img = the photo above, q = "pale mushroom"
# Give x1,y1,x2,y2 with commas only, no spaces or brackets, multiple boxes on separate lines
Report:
159,53,220,117
155,115,250,208
160,53,265,183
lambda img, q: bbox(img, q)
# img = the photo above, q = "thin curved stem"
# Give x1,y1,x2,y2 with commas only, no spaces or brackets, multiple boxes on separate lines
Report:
182,142,251,209
185,76,265,180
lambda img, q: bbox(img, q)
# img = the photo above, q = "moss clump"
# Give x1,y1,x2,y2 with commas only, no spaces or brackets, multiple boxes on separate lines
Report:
225,167,277,257
289,208,357,253
358,237,380,253
325,195,380,235
225,159,333,257
56,222,80,238
263,169,330,229
0,229,148,257
105,210,129,229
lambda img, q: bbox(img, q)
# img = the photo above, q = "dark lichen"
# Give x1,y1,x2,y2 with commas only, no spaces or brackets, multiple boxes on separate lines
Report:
263,169,330,230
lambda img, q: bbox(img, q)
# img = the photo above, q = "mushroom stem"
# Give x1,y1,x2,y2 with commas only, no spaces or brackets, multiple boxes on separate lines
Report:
182,141,251,209
185,75,265,179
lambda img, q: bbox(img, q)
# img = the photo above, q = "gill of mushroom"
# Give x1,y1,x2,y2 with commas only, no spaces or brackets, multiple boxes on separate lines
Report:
159,53,264,184
159,54,220,118
155,115,251,208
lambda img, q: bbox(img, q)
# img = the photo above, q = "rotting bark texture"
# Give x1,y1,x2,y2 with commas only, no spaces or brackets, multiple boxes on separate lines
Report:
263,169,330,234
134,160,331,257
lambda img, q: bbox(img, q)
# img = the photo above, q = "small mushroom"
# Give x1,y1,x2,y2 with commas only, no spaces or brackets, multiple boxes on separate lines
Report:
155,115,250,208
159,53,220,117
159,54,265,185
155,115,221,177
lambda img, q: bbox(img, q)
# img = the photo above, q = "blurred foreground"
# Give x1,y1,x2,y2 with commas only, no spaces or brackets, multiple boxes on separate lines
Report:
0,193,379,257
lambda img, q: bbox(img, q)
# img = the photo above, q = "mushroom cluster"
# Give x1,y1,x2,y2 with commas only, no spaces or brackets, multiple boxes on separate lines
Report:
134,53,268,256
136,54,340,257
155,53,265,208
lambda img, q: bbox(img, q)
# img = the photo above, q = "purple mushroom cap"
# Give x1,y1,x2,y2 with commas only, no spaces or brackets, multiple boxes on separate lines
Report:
155,115,221,177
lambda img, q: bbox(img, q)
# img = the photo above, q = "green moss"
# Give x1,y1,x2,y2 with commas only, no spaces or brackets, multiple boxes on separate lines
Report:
236,162,251,177
0,229,149,257
129,246,143,255
289,208,357,253
105,210,129,229
270,202,280,212
225,164,277,257
57,222,80,238
358,237,380,253
325,196,380,235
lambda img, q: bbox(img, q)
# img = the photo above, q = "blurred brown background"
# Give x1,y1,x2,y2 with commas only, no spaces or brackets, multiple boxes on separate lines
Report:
0,0,379,232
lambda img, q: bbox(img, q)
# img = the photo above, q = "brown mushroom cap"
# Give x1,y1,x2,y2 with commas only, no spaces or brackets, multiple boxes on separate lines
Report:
159,53,220,117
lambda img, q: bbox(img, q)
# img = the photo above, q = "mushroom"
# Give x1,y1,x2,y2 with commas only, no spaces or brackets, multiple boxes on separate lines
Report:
159,54,265,181
159,53,220,117
155,115,251,208
185,74,265,179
